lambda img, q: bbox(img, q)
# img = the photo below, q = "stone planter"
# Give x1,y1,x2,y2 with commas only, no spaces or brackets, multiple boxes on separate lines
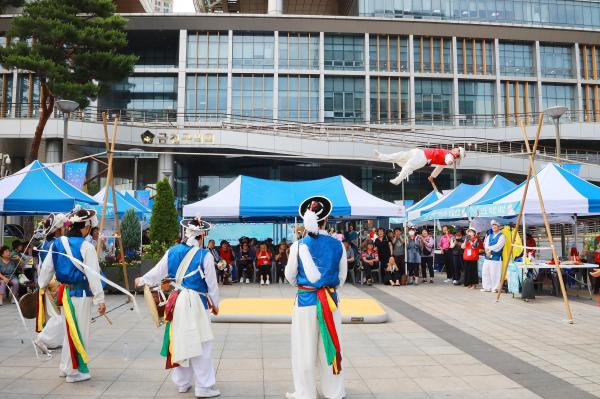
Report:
101,262,141,294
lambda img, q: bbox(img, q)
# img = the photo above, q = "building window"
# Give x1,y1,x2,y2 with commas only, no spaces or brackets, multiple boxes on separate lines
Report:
457,38,494,75
369,35,408,72
187,32,228,69
185,74,227,121
324,76,364,123
278,75,319,122
279,32,319,70
98,75,178,120
324,34,364,71
369,77,409,123
458,81,495,126
580,44,600,80
582,84,600,122
501,80,537,126
232,32,274,69
127,31,178,68
231,74,273,119
499,42,534,77
17,73,40,118
414,79,453,125
414,36,452,74
542,84,575,114
540,45,573,78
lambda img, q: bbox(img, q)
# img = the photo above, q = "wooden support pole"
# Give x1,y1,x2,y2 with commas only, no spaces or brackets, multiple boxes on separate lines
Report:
96,113,111,257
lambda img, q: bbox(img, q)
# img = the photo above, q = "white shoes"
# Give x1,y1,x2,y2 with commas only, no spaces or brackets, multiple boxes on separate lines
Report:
260,279,265,285
178,383,192,393
245,278,251,284
480,288,491,292
266,278,270,285
34,338,49,354
285,393,296,399
195,387,220,397
65,372,91,383
444,278,452,283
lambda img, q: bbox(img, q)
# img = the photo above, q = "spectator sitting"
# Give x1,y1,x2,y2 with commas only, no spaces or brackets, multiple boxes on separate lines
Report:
256,242,272,285
0,245,19,305
236,240,255,284
343,239,356,283
384,256,402,286
208,240,226,284
274,242,288,284
218,240,236,282
361,241,379,286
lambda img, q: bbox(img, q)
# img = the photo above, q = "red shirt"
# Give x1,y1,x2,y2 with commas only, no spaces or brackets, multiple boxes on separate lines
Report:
256,249,272,266
219,247,234,264
423,148,453,165
463,238,480,261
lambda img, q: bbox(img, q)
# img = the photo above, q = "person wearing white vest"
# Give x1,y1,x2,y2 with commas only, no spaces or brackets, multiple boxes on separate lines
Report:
135,216,220,398
285,196,347,399
38,207,105,383
481,220,506,293
35,213,68,354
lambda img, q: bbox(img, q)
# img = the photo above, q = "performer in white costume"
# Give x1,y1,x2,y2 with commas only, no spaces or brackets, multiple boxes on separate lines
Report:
376,146,465,185
39,207,106,382
285,196,347,399
34,213,68,353
135,216,220,398
481,220,506,293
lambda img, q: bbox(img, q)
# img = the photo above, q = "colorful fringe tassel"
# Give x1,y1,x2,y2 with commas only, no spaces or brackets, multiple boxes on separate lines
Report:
35,289,46,333
61,287,89,373
299,286,342,375
160,290,180,369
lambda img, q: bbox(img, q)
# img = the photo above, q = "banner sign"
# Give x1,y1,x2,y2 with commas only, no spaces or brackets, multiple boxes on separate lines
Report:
467,202,520,218
64,162,87,190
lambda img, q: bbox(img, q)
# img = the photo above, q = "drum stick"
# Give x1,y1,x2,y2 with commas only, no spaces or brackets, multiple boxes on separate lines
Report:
102,313,113,325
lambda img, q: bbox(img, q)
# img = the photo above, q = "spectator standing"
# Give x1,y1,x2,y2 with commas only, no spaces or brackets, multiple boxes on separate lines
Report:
462,227,480,289
344,223,358,247
391,228,406,277
418,229,435,283
406,227,421,285
451,229,464,285
373,228,392,270
236,240,255,284
384,256,401,286
361,242,379,285
0,245,19,304
440,226,454,283
274,242,288,284
256,242,273,285
481,220,506,293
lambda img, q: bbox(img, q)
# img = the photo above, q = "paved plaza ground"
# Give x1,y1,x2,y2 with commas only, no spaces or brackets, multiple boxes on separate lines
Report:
1,279,600,399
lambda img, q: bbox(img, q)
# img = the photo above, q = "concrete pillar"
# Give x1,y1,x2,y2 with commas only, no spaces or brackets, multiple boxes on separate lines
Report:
158,153,174,186
409,35,415,127
364,33,370,124
452,36,459,127
494,39,502,126
268,0,283,15
45,140,61,163
177,29,187,125
574,43,583,122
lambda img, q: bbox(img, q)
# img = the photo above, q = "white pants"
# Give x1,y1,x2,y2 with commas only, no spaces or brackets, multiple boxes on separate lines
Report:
171,341,215,390
60,296,91,376
377,148,427,184
481,259,502,291
38,294,64,349
291,304,345,399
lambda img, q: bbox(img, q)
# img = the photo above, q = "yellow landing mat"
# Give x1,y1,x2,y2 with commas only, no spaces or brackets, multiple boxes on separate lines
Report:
213,297,387,324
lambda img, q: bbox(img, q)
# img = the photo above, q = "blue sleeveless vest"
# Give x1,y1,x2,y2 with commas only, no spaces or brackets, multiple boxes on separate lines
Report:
39,238,54,265
51,237,92,297
297,234,343,307
487,232,503,261
167,243,210,309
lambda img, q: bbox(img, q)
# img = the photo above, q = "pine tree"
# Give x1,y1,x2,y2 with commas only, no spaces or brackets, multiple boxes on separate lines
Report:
150,178,179,245
0,0,137,160
121,208,141,252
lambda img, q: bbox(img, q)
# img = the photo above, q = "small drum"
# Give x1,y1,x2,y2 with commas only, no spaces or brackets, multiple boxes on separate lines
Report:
217,260,227,271
143,284,167,327
18,291,38,319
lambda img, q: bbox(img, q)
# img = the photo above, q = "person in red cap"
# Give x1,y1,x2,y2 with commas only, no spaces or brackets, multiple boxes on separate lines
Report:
376,146,466,185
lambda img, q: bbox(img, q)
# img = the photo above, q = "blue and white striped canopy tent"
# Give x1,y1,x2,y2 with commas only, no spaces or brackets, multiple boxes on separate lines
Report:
412,175,517,223
469,163,600,218
122,191,152,222
0,160,98,215
93,187,146,219
182,175,404,221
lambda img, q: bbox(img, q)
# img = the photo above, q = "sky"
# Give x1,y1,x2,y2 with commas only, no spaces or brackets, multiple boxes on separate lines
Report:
173,0,195,12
